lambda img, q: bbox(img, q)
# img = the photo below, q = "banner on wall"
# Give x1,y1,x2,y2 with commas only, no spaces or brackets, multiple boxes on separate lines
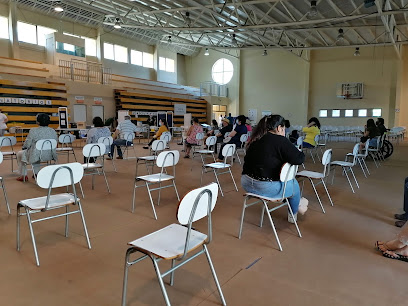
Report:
94,97,102,105
132,111,157,116
75,96,85,103
174,104,186,115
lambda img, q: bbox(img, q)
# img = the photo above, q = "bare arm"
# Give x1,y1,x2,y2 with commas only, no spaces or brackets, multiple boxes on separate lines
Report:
229,130,237,138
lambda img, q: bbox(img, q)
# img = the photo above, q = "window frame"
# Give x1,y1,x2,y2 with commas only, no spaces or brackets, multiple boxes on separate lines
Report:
0,16,9,40
211,58,234,85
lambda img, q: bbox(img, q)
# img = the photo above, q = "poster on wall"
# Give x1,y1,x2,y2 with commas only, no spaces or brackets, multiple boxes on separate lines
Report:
94,97,102,105
75,96,85,104
174,104,186,115
25,99,32,104
261,110,272,117
58,107,68,129
46,100,52,105
5,98,11,103
0,98,4,103
248,109,257,122
33,99,39,105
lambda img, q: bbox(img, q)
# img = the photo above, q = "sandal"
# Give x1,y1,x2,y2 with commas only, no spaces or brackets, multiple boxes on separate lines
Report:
16,176,28,182
382,250,408,262
375,241,389,252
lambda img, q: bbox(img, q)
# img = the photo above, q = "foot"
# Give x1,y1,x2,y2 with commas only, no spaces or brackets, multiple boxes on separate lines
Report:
395,213,408,221
16,176,28,182
395,220,406,228
288,213,298,224
143,146,149,149
184,155,190,158
375,241,390,252
106,156,112,160
117,156,123,160
382,246,408,261
216,158,223,162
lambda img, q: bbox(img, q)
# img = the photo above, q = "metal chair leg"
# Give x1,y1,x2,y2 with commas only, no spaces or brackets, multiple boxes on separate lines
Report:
343,167,355,193
25,209,40,266
203,244,227,306
65,205,69,237
16,205,21,251
349,167,359,189
287,201,302,238
102,170,111,193
1,178,10,214
321,179,334,206
151,257,171,306
263,202,283,251
229,169,238,192
238,196,248,239
213,169,224,197
145,182,158,220
78,202,92,249
310,179,325,214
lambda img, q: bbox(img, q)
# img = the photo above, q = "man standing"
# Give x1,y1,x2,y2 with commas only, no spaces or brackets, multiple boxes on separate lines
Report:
395,177,408,227
108,115,138,159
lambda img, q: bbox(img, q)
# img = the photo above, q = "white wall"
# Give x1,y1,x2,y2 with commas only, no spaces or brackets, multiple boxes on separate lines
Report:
156,47,177,84
239,50,310,125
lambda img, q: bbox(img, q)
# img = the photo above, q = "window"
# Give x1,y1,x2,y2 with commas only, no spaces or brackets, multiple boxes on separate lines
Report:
83,37,97,56
63,43,75,52
319,110,328,118
114,44,128,63
17,21,37,44
0,16,9,39
212,58,234,85
332,110,340,117
143,53,154,68
345,110,354,117
37,26,56,46
372,109,382,117
104,42,114,60
159,57,175,72
358,109,367,117
131,50,143,66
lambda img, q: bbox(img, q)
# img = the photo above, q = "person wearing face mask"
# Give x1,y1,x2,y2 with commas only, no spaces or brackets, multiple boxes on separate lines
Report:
143,118,169,149
241,115,305,223
216,115,247,161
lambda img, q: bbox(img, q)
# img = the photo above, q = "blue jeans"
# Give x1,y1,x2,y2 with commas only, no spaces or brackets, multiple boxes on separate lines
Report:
111,139,132,157
369,137,378,147
241,175,301,214
302,141,315,149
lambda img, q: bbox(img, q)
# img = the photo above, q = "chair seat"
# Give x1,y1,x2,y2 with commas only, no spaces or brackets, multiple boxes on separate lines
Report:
331,161,353,167
82,163,103,170
1,151,15,156
197,150,215,154
138,156,157,161
56,147,73,151
204,162,231,169
128,224,207,260
19,193,77,210
296,170,324,179
347,153,365,157
137,173,174,182
245,192,282,203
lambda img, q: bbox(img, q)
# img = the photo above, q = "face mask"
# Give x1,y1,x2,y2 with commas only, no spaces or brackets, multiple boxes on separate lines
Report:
159,122,163,126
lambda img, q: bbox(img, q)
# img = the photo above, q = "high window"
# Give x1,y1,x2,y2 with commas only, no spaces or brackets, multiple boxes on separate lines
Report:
159,57,175,72
212,58,233,85
0,16,9,39
17,21,56,46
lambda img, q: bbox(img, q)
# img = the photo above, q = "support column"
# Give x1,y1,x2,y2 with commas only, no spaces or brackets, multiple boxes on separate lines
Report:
96,27,103,63
8,0,20,59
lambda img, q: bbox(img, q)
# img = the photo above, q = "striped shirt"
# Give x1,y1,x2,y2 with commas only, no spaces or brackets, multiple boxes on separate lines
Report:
117,119,138,139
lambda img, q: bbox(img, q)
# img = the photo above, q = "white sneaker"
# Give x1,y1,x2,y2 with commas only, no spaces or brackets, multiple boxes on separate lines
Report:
288,213,298,224
298,197,309,215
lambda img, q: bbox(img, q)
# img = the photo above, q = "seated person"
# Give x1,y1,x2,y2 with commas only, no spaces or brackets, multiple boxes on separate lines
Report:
213,118,233,153
85,116,111,163
16,113,58,181
245,120,252,139
184,117,204,158
241,115,306,223
217,115,247,161
359,118,380,152
203,119,220,148
376,117,387,136
108,115,138,160
302,117,321,148
143,118,169,149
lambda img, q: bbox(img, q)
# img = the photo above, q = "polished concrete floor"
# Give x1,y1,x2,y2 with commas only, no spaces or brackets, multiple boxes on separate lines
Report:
0,140,407,306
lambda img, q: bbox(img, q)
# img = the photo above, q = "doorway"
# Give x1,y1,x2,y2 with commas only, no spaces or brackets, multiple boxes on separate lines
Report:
92,105,104,121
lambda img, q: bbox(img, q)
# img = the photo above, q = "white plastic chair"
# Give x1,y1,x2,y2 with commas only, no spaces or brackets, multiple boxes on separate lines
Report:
330,143,360,193
235,133,249,165
0,152,10,214
347,140,370,178
16,162,91,266
136,139,167,176
191,132,205,157
200,143,238,197
161,131,172,148
56,134,77,162
132,150,180,219
317,133,329,157
120,132,136,159
81,143,110,197
296,136,304,150
368,135,385,168
98,136,117,172
122,183,226,306
134,126,145,143
195,136,217,166
0,136,17,172
296,149,334,214
238,163,302,251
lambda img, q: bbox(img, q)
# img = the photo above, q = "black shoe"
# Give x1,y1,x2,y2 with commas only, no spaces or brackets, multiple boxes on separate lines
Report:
394,213,408,221
395,220,407,228
143,146,149,149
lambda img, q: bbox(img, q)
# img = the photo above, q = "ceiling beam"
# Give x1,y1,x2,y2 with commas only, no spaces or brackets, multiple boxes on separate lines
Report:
375,0,401,58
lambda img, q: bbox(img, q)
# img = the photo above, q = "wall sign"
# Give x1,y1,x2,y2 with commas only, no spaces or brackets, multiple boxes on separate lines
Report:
174,104,186,115
75,96,85,104
94,97,102,105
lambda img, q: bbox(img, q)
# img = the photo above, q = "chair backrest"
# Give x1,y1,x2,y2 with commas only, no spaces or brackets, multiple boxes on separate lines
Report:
206,136,217,146
314,135,320,144
161,131,172,143
222,143,236,158
58,133,75,144
349,143,360,165
240,134,249,143
123,132,135,142
279,163,298,201
0,151,3,164
224,132,231,138
135,127,144,133
98,136,114,146
362,140,370,157
196,132,204,140
321,149,332,177
156,150,180,168
37,162,84,189
36,139,57,151
0,136,17,149
176,182,219,259
296,136,304,148
151,139,166,152
82,143,105,158
214,130,220,136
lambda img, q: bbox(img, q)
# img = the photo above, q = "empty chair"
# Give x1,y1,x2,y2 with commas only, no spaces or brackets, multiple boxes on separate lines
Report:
296,136,304,150
201,143,238,197
330,143,360,193
347,140,370,178
235,133,249,164
81,143,110,196
134,126,145,143
0,152,10,214
98,136,117,172
56,133,77,162
195,136,217,165
161,131,172,148
135,139,167,176
122,183,226,306
317,133,329,157
302,135,319,163
16,163,91,266
296,149,334,214
238,163,302,251
132,150,180,219
0,136,17,172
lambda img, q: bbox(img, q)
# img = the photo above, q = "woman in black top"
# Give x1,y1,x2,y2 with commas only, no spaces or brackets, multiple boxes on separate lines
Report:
360,118,380,151
241,115,305,222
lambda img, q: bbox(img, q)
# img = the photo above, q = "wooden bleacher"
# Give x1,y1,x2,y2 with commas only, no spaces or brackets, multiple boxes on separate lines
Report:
0,79,68,141
115,89,207,126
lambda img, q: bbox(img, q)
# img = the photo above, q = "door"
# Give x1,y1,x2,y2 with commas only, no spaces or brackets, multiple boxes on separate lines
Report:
74,104,87,123
92,105,104,121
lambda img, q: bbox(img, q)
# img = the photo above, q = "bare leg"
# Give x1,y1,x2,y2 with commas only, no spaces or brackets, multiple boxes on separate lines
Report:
377,239,406,252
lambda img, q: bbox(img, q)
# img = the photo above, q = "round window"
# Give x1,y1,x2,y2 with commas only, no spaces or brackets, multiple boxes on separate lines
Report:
211,58,233,85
